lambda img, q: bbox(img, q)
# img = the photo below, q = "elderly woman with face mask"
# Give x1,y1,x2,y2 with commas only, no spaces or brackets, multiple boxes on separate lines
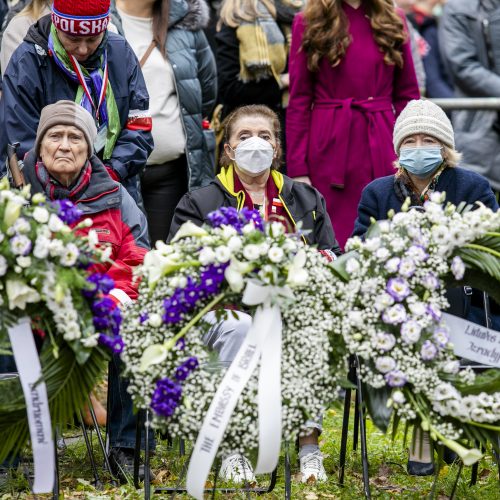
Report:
18,100,153,482
170,104,340,484
352,99,498,476
352,99,498,238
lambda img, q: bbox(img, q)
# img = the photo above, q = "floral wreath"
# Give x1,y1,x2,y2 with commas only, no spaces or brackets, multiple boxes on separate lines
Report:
0,178,123,462
330,193,500,464
120,207,342,460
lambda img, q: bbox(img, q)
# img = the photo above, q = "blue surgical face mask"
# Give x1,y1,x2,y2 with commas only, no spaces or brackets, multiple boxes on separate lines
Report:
399,146,443,178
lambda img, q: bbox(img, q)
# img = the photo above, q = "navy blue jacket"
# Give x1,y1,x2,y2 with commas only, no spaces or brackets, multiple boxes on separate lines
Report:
0,15,153,201
352,167,499,237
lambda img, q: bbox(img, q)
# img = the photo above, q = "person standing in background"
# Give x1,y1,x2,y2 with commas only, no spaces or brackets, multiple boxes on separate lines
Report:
0,0,153,203
1,1,51,75
406,0,453,98
286,0,419,248
439,0,500,193
112,0,217,244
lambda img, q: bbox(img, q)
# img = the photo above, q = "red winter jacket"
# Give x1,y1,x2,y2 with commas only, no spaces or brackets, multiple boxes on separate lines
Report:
23,152,150,304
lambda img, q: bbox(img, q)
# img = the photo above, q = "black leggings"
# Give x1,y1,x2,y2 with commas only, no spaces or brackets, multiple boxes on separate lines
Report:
140,155,188,245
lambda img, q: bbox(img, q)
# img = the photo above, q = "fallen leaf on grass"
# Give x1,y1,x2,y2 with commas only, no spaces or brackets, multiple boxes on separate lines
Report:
152,468,172,484
479,468,491,479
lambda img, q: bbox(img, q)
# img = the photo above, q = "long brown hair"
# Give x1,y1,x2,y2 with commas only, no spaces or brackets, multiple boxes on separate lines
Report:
152,0,170,57
301,0,407,72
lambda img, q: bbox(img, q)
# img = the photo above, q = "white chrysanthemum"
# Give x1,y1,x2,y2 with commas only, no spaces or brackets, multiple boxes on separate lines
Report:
215,246,231,263
268,247,284,263
32,207,49,224
243,244,260,261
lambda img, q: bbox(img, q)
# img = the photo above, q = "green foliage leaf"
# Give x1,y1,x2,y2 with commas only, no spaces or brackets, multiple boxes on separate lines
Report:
457,369,500,395
361,382,393,433
329,251,358,282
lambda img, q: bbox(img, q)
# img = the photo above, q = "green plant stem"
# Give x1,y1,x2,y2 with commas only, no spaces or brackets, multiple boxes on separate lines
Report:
465,421,500,432
170,292,226,346
462,244,500,259
484,232,500,238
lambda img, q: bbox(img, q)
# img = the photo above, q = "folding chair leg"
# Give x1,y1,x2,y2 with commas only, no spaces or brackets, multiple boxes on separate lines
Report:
338,387,352,486
52,440,59,500
355,356,371,500
144,410,151,500
179,438,185,457
449,461,463,500
85,395,116,484
78,411,102,489
284,442,292,500
353,393,360,451
133,410,144,489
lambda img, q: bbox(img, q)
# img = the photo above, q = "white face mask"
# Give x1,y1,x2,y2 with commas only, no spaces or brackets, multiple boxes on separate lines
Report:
230,136,274,176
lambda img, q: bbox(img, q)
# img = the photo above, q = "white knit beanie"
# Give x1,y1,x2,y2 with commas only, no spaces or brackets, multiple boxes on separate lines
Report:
393,99,455,153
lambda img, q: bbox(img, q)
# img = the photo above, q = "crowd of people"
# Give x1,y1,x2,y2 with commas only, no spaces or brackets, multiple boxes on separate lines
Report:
0,0,499,488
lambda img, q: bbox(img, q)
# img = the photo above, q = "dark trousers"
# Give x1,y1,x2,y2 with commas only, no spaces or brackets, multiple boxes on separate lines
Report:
140,156,188,244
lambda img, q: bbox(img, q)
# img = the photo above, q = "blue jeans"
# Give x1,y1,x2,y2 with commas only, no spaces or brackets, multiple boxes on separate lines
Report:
107,354,155,450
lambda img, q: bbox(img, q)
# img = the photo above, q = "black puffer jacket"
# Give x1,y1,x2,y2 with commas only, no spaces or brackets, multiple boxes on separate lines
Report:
111,0,217,189
169,165,341,254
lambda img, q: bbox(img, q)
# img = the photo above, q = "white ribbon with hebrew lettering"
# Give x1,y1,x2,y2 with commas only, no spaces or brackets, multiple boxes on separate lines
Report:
7,317,54,493
186,282,292,499
443,312,500,367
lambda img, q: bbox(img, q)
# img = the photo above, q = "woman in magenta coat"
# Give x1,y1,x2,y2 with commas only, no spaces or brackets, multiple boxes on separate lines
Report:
286,0,420,248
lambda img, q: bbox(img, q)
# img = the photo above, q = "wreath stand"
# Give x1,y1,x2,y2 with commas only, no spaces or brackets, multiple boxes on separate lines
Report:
338,355,371,499
133,409,291,499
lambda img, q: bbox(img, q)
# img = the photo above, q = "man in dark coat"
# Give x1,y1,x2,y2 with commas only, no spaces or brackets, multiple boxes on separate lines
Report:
0,0,153,203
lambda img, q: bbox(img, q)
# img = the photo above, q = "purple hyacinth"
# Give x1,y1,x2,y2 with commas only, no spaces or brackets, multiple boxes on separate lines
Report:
98,334,124,354
386,278,411,302
183,277,205,307
93,316,111,331
199,263,228,294
176,337,186,351
384,370,407,388
52,199,83,225
139,311,149,324
151,378,183,417
207,207,264,233
421,340,438,361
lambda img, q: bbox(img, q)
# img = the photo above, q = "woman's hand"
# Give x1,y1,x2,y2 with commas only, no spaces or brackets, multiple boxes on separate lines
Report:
293,175,312,185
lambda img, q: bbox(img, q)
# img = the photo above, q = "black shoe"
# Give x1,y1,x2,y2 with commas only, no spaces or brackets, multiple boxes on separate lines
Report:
443,447,458,465
407,460,435,476
108,447,152,484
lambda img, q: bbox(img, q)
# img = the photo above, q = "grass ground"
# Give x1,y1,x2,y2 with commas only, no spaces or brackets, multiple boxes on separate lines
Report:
1,400,498,499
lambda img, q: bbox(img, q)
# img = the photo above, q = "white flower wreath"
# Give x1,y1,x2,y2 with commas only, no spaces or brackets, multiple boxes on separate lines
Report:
330,193,500,464
120,208,343,459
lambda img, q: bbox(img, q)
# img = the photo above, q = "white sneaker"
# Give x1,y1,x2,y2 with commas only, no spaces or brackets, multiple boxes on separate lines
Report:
300,449,327,483
220,453,256,483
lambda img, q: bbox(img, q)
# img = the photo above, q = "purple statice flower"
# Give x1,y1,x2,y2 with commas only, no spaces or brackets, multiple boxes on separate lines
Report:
176,337,186,350
451,256,465,281
407,245,429,263
382,304,407,325
82,274,116,298
207,210,227,228
52,199,83,225
422,272,440,291
386,278,411,302
433,327,449,348
400,320,422,344
421,340,438,361
427,304,442,322
98,334,124,354
151,378,183,418
174,356,199,382
91,297,115,316
398,258,416,278
139,311,149,324
385,370,407,388
10,235,32,256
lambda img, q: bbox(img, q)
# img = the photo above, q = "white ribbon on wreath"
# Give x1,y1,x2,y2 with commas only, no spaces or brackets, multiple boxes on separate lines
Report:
186,281,293,499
